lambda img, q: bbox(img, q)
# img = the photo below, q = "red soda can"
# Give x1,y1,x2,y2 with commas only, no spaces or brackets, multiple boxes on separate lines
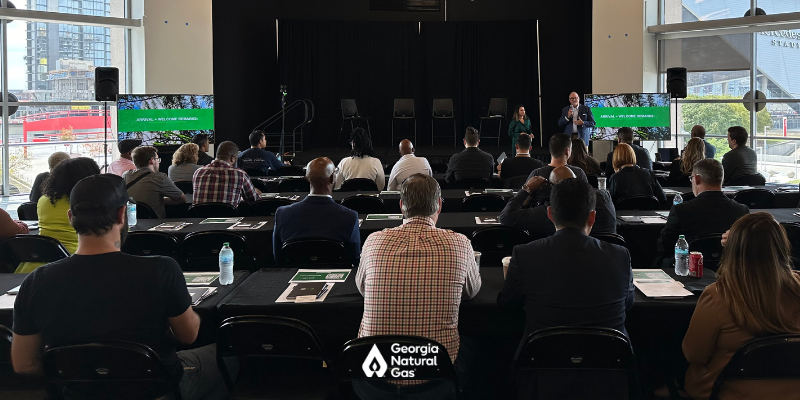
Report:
689,252,703,278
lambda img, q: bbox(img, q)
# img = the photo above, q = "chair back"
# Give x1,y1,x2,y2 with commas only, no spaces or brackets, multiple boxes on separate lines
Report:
515,327,641,400
135,202,159,219
278,178,310,192
279,238,351,268
173,181,193,194
726,173,766,186
275,165,305,177
182,231,255,271
614,195,660,211
733,188,775,209
341,195,384,214
680,191,695,202
487,98,508,117
341,99,359,118
782,223,800,270
688,233,724,272
454,177,489,190
250,178,269,193
121,232,183,265
671,174,692,187
656,176,669,188
243,168,267,177
186,202,239,218
471,227,530,267
249,198,294,216
432,99,454,117
586,175,599,189
393,99,415,118
657,148,679,162
339,178,379,192
709,334,800,400
503,175,528,190
0,235,69,272
462,194,507,212
16,201,38,220
590,233,627,247
43,340,180,400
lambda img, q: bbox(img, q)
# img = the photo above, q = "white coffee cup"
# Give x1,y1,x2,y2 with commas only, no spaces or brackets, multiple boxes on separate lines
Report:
502,256,511,279
474,251,481,269
598,177,607,191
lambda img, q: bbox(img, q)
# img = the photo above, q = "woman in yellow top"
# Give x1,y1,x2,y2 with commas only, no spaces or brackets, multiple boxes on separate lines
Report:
16,157,100,273
507,104,532,153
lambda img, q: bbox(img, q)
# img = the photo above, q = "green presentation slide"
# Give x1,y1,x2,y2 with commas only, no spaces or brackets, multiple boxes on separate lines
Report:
118,109,215,132
592,106,670,128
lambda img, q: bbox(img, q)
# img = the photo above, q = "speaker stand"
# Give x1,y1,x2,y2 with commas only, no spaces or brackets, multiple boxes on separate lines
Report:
103,101,109,172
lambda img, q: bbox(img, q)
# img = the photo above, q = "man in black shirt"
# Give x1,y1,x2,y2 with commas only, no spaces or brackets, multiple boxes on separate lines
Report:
12,174,226,398
498,134,544,183
525,133,588,203
444,126,495,185
604,127,653,178
192,133,214,166
237,130,284,175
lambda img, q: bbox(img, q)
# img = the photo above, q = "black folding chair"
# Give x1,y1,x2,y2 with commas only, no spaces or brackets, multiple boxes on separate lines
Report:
471,227,530,268
392,99,416,146
121,231,183,267
680,191,695,202
782,223,800,270
173,181,193,194
590,232,627,247
709,334,800,400
217,316,334,400
514,327,641,400
183,231,255,272
454,178,490,190
733,188,775,209
186,202,240,218
339,178,379,192
16,201,38,220
337,99,371,150
340,195,385,214
278,178,310,192
586,175,599,189
0,235,70,273
614,195,660,211
243,168,267,177
336,335,458,400
462,194,507,212
503,175,528,190
478,97,507,148
135,202,159,219
688,233,724,272
279,238,351,268
432,98,456,147
726,173,766,186
250,198,294,217
43,340,182,400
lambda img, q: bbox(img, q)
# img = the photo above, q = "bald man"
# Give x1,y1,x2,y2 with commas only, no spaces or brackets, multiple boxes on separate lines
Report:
558,92,595,146
499,166,617,236
387,139,432,191
272,157,361,266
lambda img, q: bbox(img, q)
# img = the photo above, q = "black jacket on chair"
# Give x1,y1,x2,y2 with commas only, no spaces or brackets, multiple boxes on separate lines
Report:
608,165,667,204
444,147,495,184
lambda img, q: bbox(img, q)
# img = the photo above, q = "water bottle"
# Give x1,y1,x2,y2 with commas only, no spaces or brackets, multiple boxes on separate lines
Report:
126,201,137,226
673,193,683,206
675,235,690,276
219,242,234,285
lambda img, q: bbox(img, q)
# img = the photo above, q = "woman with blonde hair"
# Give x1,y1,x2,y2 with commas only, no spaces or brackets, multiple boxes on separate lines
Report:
168,142,201,182
607,143,666,203
668,137,705,187
683,212,800,399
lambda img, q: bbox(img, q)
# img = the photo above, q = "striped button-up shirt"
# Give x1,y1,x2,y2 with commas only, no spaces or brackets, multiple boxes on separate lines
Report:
192,160,259,206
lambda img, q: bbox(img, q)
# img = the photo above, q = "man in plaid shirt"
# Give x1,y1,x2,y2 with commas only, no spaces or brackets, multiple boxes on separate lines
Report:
192,141,260,206
355,173,481,397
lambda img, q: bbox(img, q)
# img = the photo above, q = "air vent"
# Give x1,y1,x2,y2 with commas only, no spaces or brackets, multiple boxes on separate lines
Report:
370,0,440,12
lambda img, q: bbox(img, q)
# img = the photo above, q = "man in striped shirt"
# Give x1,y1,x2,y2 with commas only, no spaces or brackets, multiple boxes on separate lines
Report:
192,141,260,207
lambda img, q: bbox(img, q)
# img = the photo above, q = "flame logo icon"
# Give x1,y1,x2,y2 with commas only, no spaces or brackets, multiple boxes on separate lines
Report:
362,344,388,377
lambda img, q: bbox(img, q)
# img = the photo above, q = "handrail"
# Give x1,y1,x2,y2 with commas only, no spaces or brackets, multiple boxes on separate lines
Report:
252,99,314,133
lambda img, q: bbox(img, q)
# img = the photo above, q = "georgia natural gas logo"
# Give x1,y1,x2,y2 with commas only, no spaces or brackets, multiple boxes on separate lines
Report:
362,343,440,378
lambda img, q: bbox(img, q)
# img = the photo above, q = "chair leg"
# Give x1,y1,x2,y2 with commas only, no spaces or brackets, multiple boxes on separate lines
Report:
452,118,457,148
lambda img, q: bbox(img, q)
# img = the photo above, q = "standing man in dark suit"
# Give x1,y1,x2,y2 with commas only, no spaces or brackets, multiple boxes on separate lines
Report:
558,92,596,146
604,127,653,178
273,157,360,266
444,126,495,185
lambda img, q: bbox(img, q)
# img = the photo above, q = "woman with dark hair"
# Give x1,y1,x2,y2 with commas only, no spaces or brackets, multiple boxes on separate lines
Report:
16,157,100,273
668,137,705,187
683,212,800,399
335,127,385,190
567,137,601,176
507,104,532,152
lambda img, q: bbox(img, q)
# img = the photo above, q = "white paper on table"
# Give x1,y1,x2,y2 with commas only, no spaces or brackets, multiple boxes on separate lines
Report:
662,188,679,195
634,279,692,298
641,217,667,224
275,283,335,303
0,294,17,309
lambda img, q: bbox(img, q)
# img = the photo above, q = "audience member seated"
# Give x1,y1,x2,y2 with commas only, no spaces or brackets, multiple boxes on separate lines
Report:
692,124,716,159
17,158,100,273
667,137,705,187
722,125,758,184
107,139,140,177
568,137,602,176
525,133,588,204
193,141,260,207
29,152,70,204
192,133,214,166
273,157,360,266
683,212,800,400
497,134,543,183
335,127,385,191
355,174,481,398
607,143,667,204
123,146,186,219
444,126,495,185
168,143,201,182
237,130,283,175
387,139,432,191
605,127,653,178
499,166,617,236
11,174,226,399
498,178,634,346
657,158,749,259
0,208,28,239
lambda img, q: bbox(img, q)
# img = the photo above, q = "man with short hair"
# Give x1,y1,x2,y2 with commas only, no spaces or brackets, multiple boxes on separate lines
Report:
11,174,226,398
192,134,214,166
525,133,588,203
193,141,260,206
387,139,432,191
722,126,758,183
657,158,749,258
237,130,283,175
558,92,596,146
444,127,495,185
356,173,481,397
273,157,361,266
691,125,716,159
497,134,544,183
604,127,653,177
107,138,140,176
123,146,186,218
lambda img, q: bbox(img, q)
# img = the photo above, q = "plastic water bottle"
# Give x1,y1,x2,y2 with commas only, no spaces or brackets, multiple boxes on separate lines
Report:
219,243,234,285
675,235,690,276
673,193,683,206
126,201,137,226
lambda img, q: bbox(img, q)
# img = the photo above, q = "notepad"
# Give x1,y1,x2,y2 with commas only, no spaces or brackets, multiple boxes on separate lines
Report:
149,222,191,231
227,221,267,230
200,217,242,224
633,269,692,298
187,287,217,306
475,216,501,225
365,214,403,220
184,272,219,286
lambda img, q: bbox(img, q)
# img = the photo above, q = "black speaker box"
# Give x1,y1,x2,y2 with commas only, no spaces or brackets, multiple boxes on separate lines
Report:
95,67,119,102
667,67,687,99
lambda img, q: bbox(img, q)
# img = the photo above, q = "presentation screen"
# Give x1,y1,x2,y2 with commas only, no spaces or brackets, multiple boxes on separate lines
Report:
117,94,214,145
585,93,671,140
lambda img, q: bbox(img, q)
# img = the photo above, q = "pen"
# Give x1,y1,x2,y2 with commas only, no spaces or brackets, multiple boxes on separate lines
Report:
316,284,329,300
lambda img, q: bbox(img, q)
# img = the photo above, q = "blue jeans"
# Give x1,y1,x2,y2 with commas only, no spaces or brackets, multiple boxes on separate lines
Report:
175,344,228,400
